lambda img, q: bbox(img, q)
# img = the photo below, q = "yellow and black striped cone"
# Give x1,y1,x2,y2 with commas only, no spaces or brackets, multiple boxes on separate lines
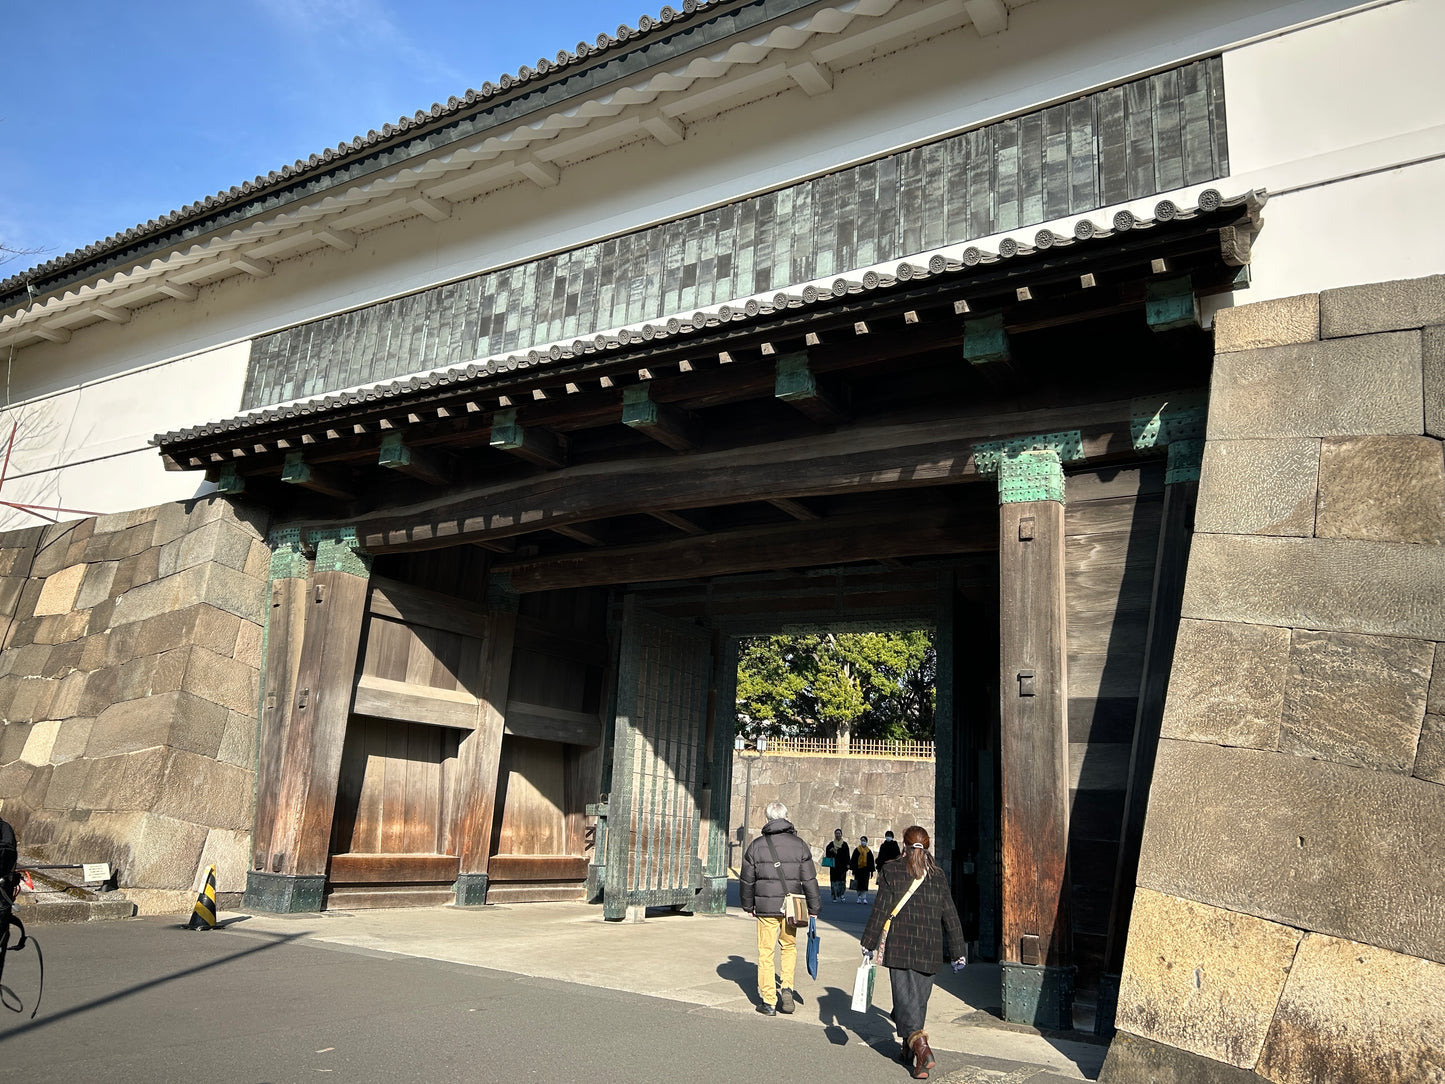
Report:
185,865,219,930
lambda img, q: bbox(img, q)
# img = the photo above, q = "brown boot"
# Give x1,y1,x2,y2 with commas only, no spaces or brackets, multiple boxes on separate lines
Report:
908,1031,934,1079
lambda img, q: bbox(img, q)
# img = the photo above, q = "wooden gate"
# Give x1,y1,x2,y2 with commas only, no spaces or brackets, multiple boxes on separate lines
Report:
602,597,712,919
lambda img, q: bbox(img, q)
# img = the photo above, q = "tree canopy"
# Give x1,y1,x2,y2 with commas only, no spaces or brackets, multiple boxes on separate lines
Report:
735,630,935,743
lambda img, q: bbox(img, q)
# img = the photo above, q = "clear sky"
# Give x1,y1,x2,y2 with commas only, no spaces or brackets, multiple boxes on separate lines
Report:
0,0,665,274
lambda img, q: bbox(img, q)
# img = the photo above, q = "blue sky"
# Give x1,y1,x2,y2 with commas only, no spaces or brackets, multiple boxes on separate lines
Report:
0,0,661,273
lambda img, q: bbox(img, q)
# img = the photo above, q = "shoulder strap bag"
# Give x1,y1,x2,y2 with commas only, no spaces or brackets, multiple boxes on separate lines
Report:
874,874,925,963
764,834,809,925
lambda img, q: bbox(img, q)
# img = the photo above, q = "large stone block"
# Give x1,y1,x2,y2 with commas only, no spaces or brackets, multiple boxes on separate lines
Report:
1425,325,1444,440
42,756,92,810
1256,933,1445,1084
72,811,208,890
1320,274,1445,338
1430,643,1445,717
19,719,61,766
1182,534,1445,641
197,827,254,893
82,746,168,812
1415,716,1445,786
151,501,190,549
85,690,216,759
0,722,32,764
1209,333,1423,439
179,519,255,575
178,647,258,716
33,610,91,646
1213,294,1319,354
77,666,121,718
44,669,88,721
1138,740,1445,964
1099,1031,1267,1084
39,639,83,679
1280,630,1434,773
119,546,160,592
217,711,257,768
234,619,263,668
48,717,92,764
33,564,86,616
1315,436,1445,544
164,689,231,759
10,674,57,722
1162,620,1289,750
1194,439,1320,537
153,749,254,831
1116,888,1301,1069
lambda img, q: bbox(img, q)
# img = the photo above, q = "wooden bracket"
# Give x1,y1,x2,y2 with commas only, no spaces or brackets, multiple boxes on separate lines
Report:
1145,275,1199,332
963,314,1011,367
774,351,849,425
280,452,355,500
378,432,450,485
622,385,700,451
490,409,566,468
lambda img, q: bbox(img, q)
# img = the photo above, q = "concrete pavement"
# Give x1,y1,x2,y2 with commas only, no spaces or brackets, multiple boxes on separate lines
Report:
227,884,1106,1080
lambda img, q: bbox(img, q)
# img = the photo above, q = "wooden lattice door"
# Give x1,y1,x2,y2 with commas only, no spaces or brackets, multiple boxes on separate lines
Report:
602,597,712,919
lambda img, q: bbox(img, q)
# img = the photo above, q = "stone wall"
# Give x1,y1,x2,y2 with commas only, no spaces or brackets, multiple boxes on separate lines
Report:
728,752,935,868
0,497,271,914
1101,278,1445,1082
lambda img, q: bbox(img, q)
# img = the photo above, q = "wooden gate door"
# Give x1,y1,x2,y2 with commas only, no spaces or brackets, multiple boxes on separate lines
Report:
602,597,713,919
326,576,487,907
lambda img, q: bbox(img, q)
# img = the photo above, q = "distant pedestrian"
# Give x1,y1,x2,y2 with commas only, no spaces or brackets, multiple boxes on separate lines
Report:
824,829,850,901
741,802,821,1017
852,835,876,903
876,829,902,868
859,825,966,1080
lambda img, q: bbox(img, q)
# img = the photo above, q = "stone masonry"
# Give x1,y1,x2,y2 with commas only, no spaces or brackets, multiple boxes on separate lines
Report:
728,752,934,870
0,497,271,915
1101,277,1445,1083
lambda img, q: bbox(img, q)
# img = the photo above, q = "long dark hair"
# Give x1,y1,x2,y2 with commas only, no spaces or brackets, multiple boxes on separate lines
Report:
903,825,935,880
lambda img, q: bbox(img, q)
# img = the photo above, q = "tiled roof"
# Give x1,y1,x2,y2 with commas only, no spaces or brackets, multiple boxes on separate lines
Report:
154,187,1263,451
0,1,728,303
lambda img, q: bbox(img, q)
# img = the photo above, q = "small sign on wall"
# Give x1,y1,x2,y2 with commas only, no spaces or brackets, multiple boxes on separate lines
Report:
82,863,111,883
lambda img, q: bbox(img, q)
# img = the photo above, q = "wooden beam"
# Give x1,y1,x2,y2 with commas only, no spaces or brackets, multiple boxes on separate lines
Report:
157,280,198,301
406,195,452,221
997,450,1073,1026
640,109,685,146
31,325,70,344
251,547,309,876
229,254,273,278
769,498,820,521
504,700,602,746
964,0,1008,34
518,158,561,188
494,507,994,592
552,524,604,547
352,674,478,729
650,510,706,535
486,855,590,882
775,351,849,425
490,408,566,468
368,575,490,637
621,384,699,451
281,452,356,500
787,58,833,95
328,853,459,883
453,605,518,904
338,396,1162,553
378,433,450,486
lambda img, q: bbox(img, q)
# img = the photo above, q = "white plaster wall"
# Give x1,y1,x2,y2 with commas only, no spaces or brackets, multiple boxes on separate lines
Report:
1218,0,1445,303
0,0,1388,516
0,341,247,531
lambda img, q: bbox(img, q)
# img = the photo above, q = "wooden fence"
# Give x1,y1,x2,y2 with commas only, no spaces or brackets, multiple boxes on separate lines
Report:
754,736,935,760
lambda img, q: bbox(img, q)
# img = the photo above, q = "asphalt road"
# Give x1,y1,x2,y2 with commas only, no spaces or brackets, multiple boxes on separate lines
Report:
0,917,1083,1084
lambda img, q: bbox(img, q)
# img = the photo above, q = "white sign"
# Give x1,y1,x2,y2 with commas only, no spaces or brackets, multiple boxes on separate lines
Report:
82,863,111,883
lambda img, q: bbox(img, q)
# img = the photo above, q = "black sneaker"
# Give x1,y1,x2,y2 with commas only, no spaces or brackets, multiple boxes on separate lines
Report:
778,988,796,1014
757,1003,777,1016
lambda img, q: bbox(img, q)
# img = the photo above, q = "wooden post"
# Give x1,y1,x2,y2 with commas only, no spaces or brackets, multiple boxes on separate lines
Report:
997,448,1074,1028
247,530,372,913
933,570,956,880
247,534,308,885
453,577,519,905
1096,440,1200,1036
700,634,738,914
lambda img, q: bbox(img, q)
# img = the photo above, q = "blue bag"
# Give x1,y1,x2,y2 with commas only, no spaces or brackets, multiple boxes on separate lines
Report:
806,916,819,980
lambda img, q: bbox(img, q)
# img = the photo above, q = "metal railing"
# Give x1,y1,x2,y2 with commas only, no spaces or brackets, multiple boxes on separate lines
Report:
751,736,935,760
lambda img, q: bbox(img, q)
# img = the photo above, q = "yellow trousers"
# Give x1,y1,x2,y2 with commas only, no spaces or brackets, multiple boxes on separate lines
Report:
755,915,797,1005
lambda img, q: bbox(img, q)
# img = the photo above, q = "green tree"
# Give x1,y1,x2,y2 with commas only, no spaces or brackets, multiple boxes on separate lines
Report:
735,630,935,743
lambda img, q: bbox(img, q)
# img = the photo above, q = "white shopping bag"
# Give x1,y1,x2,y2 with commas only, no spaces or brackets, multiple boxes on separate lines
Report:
850,960,876,1013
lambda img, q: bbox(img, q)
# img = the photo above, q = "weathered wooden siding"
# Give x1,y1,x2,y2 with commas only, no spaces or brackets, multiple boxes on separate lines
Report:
1064,464,1164,991
243,58,1227,409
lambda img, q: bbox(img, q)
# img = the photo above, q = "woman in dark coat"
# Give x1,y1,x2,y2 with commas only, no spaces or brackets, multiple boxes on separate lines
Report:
859,825,966,1080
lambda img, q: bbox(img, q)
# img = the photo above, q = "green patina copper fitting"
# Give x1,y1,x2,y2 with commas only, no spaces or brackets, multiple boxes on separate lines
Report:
215,464,245,495
1145,274,1198,331
280,451,311,485
1165,439,1204,484
963,313,1010,365
485,571,520,613
267,528,309,579
998,448,1065,504
378,432,412,468
621,384,659,428
312,527,371,577
489,408,524,450
774,351,816,401
1130,392,1208,451
974,430,1084,478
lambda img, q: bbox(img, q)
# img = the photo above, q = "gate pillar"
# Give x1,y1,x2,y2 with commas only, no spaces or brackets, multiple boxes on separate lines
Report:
996,449,1074,1028
245,530,372,913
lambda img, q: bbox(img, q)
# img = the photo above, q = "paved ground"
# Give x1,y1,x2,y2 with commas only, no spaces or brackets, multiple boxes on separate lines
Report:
0,888,1107,1083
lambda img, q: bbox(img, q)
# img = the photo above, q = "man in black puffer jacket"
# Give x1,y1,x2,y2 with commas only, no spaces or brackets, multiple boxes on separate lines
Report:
740,802,821,1016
